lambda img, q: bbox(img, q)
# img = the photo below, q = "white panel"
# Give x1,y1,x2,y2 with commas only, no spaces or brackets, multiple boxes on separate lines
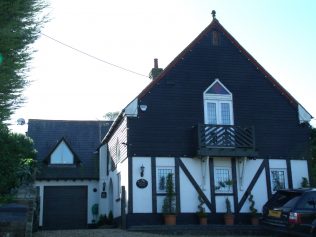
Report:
213,157,231,167
237,159,262,199
269,159,286,169
291,160,309,188
216,195,234,213
125,98,138,117
133,157,152,213
156,157,175,167
35,180,98,226
180,158,211,213
240,170,267,213
298,104,312,123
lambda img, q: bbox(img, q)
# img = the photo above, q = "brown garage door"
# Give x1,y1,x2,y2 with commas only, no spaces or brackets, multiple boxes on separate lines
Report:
43,186,87,230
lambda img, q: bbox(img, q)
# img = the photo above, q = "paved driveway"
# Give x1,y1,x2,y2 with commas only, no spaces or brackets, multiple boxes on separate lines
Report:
34,229,271,237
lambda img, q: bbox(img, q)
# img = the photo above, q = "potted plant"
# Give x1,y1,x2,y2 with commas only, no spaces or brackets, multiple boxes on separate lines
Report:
224,197,234,225
162,173,176,225
196,195,207,225
248,193,259,225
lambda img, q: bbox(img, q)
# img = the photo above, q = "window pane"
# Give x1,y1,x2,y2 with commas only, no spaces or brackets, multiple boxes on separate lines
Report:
221,103,231,125
207,102,217,124
271,170,286,191
215,168,231,193
157,168,173,193
206,82,229,94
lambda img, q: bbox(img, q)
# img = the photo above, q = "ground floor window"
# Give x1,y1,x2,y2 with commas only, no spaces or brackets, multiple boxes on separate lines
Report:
214,167,232,193
270,169,287,192
157,167,174,193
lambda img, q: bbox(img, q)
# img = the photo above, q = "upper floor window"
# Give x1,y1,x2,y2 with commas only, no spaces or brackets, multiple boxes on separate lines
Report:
204,79,234,125
50,140,74,164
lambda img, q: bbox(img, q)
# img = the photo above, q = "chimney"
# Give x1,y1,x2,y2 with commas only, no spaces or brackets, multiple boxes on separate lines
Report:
149,58,163,80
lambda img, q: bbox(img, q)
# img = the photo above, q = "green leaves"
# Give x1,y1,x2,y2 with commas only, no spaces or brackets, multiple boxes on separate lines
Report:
0,0,47,122
0,125,36,195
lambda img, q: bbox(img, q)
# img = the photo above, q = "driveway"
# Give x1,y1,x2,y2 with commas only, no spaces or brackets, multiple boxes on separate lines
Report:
34,229,271,237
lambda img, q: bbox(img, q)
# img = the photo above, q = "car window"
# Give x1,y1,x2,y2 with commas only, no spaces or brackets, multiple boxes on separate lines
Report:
268,191,302,208
283,196,301,208
296,193,316,210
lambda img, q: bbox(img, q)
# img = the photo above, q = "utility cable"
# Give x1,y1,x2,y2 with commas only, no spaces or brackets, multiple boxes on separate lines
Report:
40,33,149,78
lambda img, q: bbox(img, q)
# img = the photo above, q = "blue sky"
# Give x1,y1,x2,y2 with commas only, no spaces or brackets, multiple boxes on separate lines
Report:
10,0,316,132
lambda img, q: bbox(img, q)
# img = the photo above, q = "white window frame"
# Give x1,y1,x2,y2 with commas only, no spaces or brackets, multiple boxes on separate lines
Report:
156,166,175,194
270,168,288,193
204,79,234,125
214,166,233,193
50,141,74,165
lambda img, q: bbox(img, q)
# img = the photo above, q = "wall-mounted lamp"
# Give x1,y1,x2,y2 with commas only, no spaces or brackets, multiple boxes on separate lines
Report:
139,104,148,112
102,181,106,191
140,164,145,177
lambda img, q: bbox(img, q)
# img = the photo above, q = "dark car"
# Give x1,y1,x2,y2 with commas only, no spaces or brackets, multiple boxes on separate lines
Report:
261,188,316,237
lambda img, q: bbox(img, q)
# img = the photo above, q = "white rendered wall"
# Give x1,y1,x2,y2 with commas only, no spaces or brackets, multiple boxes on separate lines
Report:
133,157,152,213
98,144,107,215
180,157,211,213
291,160,309,188
156,157,175,213
35,180,98,227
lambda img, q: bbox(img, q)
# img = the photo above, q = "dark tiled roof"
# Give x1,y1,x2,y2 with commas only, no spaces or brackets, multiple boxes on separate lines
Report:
27,119,112,180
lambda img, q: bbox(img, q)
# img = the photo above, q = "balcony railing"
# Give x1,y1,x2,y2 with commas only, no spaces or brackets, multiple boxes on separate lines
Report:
197,124,256,157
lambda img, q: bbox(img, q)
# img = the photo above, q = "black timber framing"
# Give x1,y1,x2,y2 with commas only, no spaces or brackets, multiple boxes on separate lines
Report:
128,157,133,214
175,157,181,214
264,159,272,199
151,157,157,213
209,158,216,213
178,159,212,211
286,159,293,189
237,160,265,212
231,158,238,214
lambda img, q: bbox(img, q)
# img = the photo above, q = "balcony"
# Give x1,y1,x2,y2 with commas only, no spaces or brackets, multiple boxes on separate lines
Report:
197,124,257,157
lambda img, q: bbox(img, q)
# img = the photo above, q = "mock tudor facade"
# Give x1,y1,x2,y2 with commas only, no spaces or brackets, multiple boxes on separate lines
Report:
98,16,312,226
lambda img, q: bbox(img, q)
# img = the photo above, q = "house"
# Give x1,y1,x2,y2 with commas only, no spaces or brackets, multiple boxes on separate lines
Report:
27,119,112,230
98,14,312,226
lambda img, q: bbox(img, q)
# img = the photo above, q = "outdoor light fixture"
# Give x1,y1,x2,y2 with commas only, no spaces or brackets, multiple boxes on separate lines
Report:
102,181,106,191
140,164,145,177
139,104,148,112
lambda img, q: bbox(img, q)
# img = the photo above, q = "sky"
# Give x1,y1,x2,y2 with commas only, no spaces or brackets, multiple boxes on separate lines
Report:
9,0,316,133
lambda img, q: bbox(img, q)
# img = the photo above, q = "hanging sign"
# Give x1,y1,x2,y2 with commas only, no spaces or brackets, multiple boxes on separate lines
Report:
136,178,148,189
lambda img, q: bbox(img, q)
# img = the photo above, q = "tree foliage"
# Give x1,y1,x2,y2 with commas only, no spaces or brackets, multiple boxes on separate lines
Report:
104,111,120,121
0,124,36,195
0,0,47,122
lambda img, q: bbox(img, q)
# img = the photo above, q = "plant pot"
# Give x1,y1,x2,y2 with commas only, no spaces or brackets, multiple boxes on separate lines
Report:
164,214,176,225
199,216,207,225
224,213,234,225
251,216,259,225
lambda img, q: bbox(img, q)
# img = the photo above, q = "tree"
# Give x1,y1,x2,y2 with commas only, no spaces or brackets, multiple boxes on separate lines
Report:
104,111,120,121
0,124,36,195
0,0,47,123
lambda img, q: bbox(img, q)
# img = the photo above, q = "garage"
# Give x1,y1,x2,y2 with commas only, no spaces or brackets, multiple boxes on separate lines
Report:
43,186,87,230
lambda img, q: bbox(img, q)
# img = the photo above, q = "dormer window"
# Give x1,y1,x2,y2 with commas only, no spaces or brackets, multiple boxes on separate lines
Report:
51,140,74,164
45,138,80,166
204,79,234,125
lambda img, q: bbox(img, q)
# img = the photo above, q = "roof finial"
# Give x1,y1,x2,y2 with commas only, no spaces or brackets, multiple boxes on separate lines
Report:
211,10,216,19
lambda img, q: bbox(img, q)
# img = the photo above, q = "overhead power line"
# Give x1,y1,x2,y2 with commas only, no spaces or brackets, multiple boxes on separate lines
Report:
40,33,149,78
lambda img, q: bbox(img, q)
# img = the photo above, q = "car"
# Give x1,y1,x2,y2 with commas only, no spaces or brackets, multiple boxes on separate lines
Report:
261,188,316,237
